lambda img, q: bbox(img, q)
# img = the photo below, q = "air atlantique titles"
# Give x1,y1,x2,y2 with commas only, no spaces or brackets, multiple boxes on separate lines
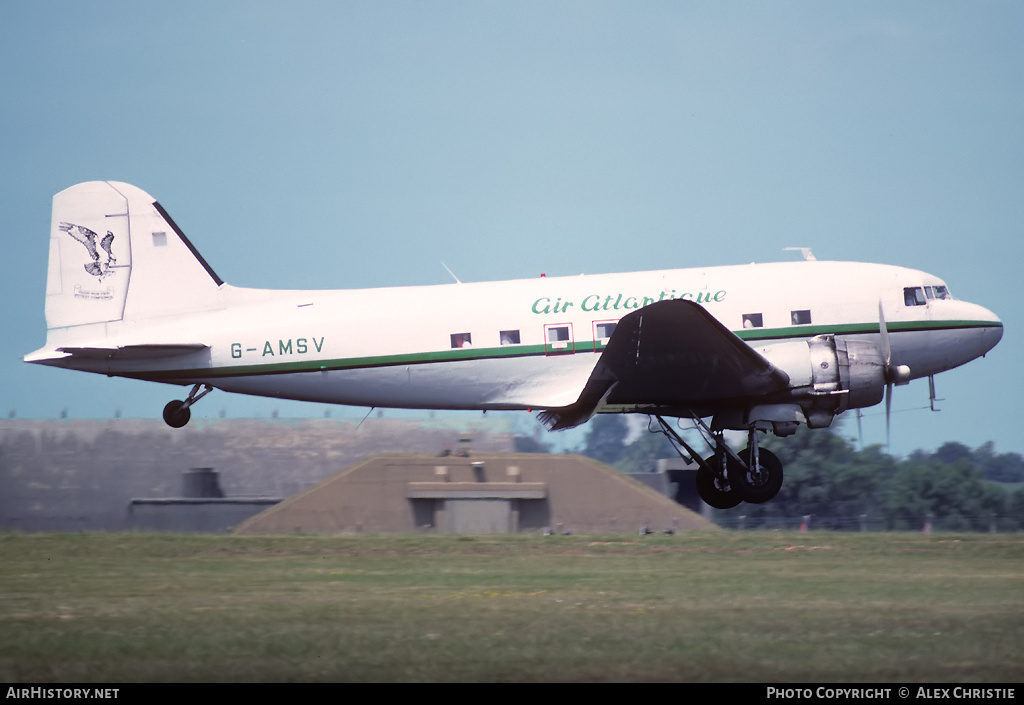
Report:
532,289,726,315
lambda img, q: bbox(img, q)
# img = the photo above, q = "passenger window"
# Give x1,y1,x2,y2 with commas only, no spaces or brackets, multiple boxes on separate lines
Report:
593,321,616,351
791,310,811,325
904,287,927,306
742,313,763,329
500,330,520,345
548,326,570,342
451,333,472,348
544,323,574,354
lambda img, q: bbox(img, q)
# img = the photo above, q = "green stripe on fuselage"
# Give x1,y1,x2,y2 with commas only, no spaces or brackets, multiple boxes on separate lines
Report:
133,319,1000,382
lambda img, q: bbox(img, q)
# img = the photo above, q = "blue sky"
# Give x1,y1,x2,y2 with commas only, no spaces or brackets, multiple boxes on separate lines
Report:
3,2,1021,458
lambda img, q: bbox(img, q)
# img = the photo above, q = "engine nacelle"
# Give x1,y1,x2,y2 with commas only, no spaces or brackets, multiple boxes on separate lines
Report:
749,335,887,429
810,335,887,410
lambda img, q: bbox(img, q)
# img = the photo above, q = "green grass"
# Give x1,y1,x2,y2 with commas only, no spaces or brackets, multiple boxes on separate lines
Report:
0,532,1021,682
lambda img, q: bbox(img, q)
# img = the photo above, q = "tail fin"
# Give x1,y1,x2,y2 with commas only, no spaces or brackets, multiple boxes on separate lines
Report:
44,181,223,331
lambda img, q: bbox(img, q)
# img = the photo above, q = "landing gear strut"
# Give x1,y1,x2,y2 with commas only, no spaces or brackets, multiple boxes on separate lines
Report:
653,415,785,508
695,451,742,509
162,384,213,428
727,427,783,504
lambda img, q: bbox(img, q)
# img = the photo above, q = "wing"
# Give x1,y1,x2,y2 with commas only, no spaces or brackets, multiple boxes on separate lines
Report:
539,299,790,430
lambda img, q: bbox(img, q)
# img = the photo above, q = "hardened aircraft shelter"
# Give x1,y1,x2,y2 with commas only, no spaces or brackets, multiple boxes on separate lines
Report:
234,453,714,535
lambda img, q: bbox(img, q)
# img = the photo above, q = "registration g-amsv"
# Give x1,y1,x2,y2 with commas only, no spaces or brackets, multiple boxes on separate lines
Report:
532,289,727,315
230,337,326,359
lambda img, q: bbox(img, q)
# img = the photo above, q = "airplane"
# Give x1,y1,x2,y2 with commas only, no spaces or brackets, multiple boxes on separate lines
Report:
25,181,1004,508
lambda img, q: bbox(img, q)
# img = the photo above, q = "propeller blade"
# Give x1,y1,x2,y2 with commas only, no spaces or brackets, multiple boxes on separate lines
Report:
879,300,892,447
878,301,892,368
885,382,892,448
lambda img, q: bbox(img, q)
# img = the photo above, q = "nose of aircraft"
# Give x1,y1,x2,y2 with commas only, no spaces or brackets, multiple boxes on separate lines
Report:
983,310,1003,353
921,299,1003,376
963,301,1003,359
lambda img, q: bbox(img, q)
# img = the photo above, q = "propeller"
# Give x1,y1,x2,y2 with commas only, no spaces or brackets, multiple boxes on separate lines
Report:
878,301,911,447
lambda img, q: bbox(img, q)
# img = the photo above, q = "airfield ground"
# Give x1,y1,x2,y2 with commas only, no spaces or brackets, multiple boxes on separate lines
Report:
0,531,1021,682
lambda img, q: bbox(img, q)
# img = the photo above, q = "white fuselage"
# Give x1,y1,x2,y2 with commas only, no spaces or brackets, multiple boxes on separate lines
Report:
38,260,1002,419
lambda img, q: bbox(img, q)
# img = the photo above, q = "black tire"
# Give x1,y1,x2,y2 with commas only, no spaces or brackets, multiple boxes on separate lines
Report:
728,447,783,504
695,455,742,509
162,400,191,428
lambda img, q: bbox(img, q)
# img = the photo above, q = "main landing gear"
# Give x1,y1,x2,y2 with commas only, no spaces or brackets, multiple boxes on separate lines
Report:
162,384,213,428
655,415,784,509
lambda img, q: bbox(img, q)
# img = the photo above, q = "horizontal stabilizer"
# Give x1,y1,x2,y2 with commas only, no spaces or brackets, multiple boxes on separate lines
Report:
56,344,209,360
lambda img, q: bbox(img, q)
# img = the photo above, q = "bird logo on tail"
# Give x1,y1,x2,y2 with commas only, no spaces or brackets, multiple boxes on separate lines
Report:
58,222,117,279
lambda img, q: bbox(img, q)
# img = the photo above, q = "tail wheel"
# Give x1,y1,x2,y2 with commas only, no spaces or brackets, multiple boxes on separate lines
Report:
728,447,783,504
695,455,742,509
162,400,191,428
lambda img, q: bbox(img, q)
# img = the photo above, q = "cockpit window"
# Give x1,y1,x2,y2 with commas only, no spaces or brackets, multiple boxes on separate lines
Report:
904,287,927,306
920,284,952,301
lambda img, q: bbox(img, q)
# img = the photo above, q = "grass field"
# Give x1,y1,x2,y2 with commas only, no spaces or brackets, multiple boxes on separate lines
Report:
0,531,1021,682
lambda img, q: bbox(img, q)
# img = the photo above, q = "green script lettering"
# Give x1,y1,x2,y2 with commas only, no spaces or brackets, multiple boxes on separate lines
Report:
531,288,725,315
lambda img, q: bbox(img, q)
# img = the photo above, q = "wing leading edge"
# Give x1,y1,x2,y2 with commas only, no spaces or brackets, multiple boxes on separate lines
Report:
539,299,790,430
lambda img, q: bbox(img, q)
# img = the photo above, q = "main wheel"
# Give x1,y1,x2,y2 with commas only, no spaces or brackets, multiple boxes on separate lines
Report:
728,447,783,504
162,400,191,428
695,455,742,509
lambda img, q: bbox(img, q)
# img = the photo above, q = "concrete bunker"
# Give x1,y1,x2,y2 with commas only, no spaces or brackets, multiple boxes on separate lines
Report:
235,453,715,535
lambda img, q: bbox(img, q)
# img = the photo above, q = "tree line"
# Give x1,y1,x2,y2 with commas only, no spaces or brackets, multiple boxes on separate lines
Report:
518,415,1024,531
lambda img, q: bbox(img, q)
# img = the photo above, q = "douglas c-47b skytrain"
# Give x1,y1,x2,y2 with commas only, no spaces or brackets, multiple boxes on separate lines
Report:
26,182,1003,508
